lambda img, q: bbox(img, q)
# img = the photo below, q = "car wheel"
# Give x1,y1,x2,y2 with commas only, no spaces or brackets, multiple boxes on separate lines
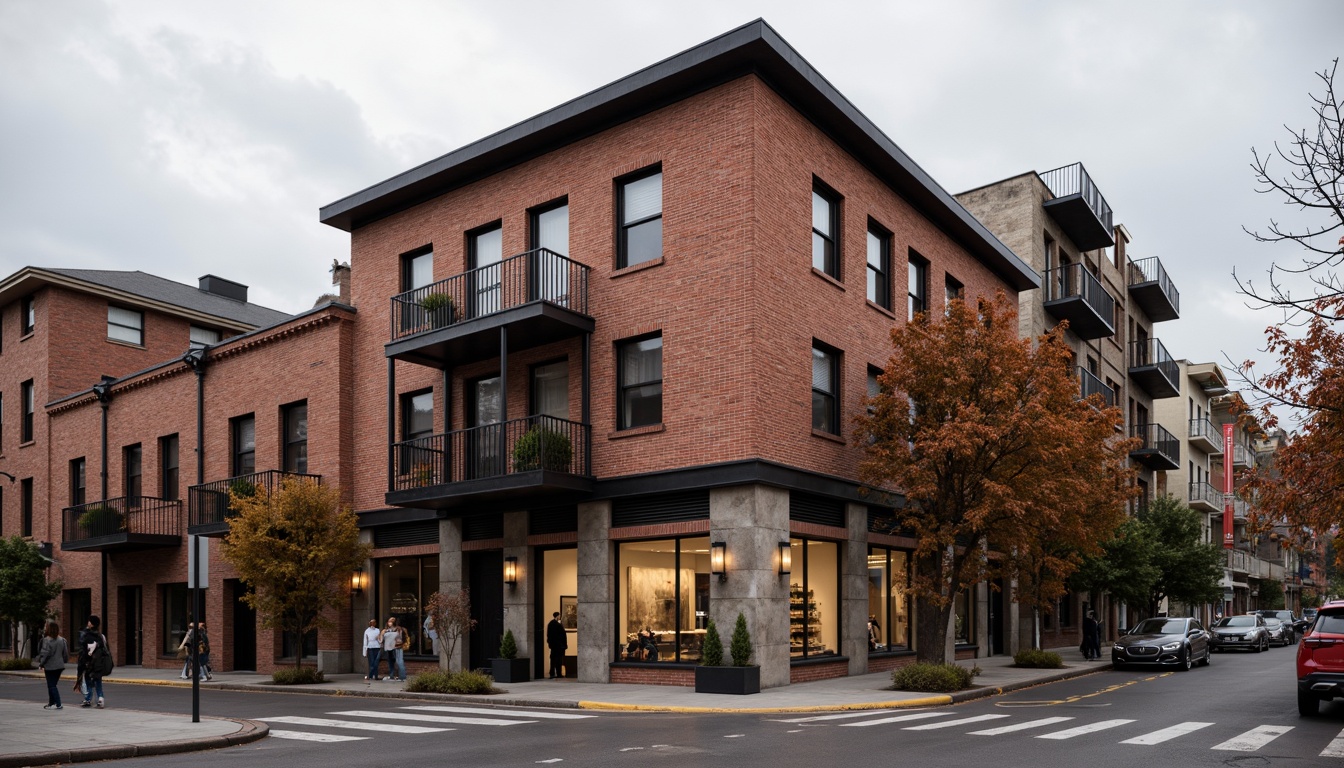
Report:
1200,646,1211,666
1299,689,1320,717
1255,637,1264,653
1180,647,1193,671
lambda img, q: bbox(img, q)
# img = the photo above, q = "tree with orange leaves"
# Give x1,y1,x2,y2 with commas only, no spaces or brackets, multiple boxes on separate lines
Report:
855,292,1136,662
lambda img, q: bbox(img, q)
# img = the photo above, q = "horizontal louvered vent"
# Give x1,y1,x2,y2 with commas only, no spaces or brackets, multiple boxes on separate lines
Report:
462,514,504,541
529,506,579,535
611,491,710,528
789,493,845,527
373,520,440,548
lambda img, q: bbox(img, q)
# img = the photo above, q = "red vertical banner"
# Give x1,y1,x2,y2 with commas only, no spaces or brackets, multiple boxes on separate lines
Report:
1223,423,1235,549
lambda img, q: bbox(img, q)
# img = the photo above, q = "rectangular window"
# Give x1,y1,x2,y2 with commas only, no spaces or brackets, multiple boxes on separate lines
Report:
945,274,964,308
908,253,928,320
21,295,35,336
399,390,435,482
531,202,570,303
70,458,86,507
530,361,569,419
281,628,319,660
867,547,911,652
401,390,435,442
124,443,142,502
469,224,504,317
189,326,220,348
790,537,839,658
617,334,663,430
401,248,434,292
374,554,440,657
160,435,179,500
811,343,840,434
283,401,308,474
161,583,190,655
21,478,33,538
107,306,144,345
20,379,34,443
812,185,840,277
866,225,891,308
618,169,663,268
231,415,256,477
616,537,711,663
954,590,973,644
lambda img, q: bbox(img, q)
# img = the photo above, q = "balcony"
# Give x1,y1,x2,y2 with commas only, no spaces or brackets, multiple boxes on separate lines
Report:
1040,163,1115,251
1227,547,1251,575
1188,417,1221,455
1188,481,1222,513
62,497,182,553
1043,263,1116,339
1078,367,1115,408
1231,442,1255,469
187,470,323,537
387,249,593,369
1128,337,1179,399
388,414,593,510
1130,423,1179,470
1127,256,1180,322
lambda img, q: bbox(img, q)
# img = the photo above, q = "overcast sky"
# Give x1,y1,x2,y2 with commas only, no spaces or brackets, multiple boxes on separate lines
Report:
3,0,1340,414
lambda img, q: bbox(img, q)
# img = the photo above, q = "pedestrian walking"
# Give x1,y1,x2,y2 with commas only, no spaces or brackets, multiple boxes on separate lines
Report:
379,617,406,681
178,623,194,678
546,611,567,678
423,614,438,657
362,619,382,680
77,615,110,709
35,621,68,710
1082,610,1102,660
195,621,213,680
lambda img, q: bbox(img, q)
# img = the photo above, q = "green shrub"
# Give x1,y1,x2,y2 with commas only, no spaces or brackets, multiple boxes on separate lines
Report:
729,612,753,667
700,620,723,666
891,662,978,693
0,657,33,671
499,630,518,660
1013,649,1064,669
512,427,573,472
271,667,325,685
77,505,124,535
229,479,258,498
419,292,454,313
405,669,497,694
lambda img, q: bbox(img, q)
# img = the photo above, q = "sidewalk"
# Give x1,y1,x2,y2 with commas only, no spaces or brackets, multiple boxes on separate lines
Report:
0,645,1107,766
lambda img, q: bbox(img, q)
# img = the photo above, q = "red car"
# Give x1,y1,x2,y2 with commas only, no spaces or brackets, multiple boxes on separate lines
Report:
1298,601,1344,716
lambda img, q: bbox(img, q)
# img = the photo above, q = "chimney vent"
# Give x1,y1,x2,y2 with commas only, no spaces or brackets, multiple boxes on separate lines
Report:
198,275,248,303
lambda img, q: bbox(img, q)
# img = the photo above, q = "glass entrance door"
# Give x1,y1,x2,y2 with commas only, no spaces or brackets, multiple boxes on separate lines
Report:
468,376,502,479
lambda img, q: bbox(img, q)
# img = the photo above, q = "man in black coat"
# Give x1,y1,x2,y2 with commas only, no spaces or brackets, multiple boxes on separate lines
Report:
546,611,567,679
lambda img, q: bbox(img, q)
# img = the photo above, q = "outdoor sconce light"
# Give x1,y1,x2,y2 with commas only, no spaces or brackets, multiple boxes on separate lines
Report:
504,556,519,587
778,542,792,575
710,542,727,582
350,568,366,596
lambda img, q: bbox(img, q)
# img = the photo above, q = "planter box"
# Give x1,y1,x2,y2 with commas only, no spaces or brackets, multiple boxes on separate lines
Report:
490,657,531,683
694,665,760,695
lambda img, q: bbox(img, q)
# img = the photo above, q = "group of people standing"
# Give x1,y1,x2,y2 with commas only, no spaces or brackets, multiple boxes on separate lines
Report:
176,621,212,680
35,615,113,710
361,617,410,681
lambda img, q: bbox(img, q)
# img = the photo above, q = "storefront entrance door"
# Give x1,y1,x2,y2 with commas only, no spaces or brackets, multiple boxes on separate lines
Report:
468,550,504,671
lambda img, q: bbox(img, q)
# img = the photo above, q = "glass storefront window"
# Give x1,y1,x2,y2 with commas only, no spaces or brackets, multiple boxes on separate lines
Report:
790,538,839,659
866,547,910,652
954,590,973,645
616,537,710,663
162,583,190,655
376,555,440,657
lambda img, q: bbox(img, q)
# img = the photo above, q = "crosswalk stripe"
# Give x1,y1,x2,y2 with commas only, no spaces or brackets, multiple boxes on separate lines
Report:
1037,719,1136,740
969,717,1075,735
329,709,536,726
839,712,951,728
771,710,898,723
269,730,368,742
1120,721,1214,745
903,714,1010,731
403,706,596,720
1211,725,1293,751
258,716,450,734
1321,727,1344,758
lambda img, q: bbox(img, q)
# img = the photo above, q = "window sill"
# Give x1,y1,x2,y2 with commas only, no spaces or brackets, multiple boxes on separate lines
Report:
811,268,845,291
866,300,897,320
811,429,845,445
611,257,664,278
790,654,849,666
20,332,35,342
106,339,146,350
609,424,665,440
19,440,36,449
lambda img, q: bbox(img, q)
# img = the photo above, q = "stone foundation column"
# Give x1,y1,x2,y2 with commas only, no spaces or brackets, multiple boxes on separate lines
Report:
502,511,531,660
439,517,466,671
843,503,869,674
710,485,789,688
577,500,612,683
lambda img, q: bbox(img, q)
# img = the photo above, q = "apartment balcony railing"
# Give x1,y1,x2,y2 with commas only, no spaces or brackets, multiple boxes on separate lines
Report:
62,496,182,553
1188,417,1221,455
187,470,322,537
1078,367,1115,408
1128,337,1180,399
1231,442,1256,469
1187,481,1222,513
1233,495,1249,521
388,414,594,509
1130,422,1179,470
1227,548,1252,574
387,248,593,369
1126,256,1181,322
1040,162,1115,251
1043,262,1116,340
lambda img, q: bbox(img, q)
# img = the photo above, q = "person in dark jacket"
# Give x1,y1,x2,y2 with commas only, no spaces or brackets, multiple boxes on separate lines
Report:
546,611,568,679
77,615,108,708
35,621,68,710
1082,610,1102,660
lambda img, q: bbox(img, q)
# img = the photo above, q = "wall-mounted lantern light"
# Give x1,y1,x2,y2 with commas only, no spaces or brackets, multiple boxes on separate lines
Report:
350,567,366,596
779,541,792,575
504,556,519,587
710,542,727,582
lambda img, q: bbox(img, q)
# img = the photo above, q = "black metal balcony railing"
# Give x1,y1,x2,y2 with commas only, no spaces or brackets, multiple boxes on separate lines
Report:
390,248,589,342
1043,262,1116,339
1130,422,1179,469
1188,481,1221,510
1127,256,1180,322
392,415,591,491
62,496,182,551
1078,367,1115,408
187,470,322,533
1128,337,1180,398
1039,162,1115,250
1188,417,1221,452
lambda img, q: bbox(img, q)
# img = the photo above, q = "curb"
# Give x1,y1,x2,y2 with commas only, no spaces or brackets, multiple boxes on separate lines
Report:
948,661,1113,704
575,695,953,714
0,718,268,768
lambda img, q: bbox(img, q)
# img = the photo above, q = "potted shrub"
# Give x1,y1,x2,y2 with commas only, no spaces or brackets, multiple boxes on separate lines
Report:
512,427,573,472
490,629,530,683
694,613,760,695
77,504,125,536
420,292,455,328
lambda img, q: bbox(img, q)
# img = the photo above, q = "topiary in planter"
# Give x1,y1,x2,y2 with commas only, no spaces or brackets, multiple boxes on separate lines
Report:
730,612,753,667
77,505,124,535
700,620,723,666
419,293,455,327
512,427,573,472
499,629,518,660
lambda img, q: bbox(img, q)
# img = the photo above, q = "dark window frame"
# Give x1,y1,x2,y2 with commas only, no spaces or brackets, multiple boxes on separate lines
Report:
21,295,35,336
400,246,434,292
282,400,308,475
529,358,570,419
811,341,841,435
230,414,256,477
124,443,142,502
945,273,964,309
20,379,34,443
812,181,841,278
107,305,144,346
70,458,86,507
160,434,179,500
616,165,663,269
908,251,929,321
400,389,435,442
616,332,663,430
21,478,33,538
866,221,892,309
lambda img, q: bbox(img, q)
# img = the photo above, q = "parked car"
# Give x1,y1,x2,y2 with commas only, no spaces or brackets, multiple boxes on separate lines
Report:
1111,617,1210,671
1256,609,1305,641
1209,615,1270,653
1303,607,1319,626
1264,617,1292,647
1297,601,1344,716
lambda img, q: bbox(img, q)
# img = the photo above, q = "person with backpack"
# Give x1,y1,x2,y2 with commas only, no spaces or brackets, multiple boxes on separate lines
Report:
35,621,69,710
78,615,112,709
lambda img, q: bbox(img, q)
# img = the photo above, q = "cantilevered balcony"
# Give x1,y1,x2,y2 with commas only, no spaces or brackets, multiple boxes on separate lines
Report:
1040,163,1115,251
1231,442,1256,469
387,248,593,369
388,414,593,510
1078,367,1115,408
62,497,182,553
1130,423,1179,470
187,470,322,537
1226,547,1252,575
1127,257,1180,322
1188,417,1221,455
1043,263,1115,339
1187,481,1222,513
1128,337,1179,399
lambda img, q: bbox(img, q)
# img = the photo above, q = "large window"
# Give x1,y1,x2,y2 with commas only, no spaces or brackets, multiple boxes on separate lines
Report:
945,274,964,310
531,201,570,304
616,537,711,663
21,478,33,538
811,343,840,434
866,225,891,308
812,185,840,278
531,361,569,419
953,590,973,645
124,444,142,501
908,253,928,320
789,538,839,659
281,627,318,660
618,169,663,268
21,295,35,336
161,583,190,655
401,248,433,292
867,548,911,652
21,379,34,443
469,224,503,316
189,326,220,349
70,457,86,507
160,435,179,499
617,334,662,430
231,415,255,477
108,306,144,345
401,390,434,442
376,554,439,657
283,401,308,474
